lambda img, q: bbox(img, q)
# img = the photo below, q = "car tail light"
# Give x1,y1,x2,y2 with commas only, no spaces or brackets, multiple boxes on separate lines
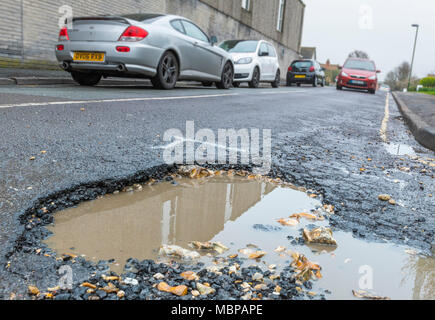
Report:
288,66,292,72
309,66,315,72
119,26,148,42
116,46,131,52
56,45,64,51
58,27,69,41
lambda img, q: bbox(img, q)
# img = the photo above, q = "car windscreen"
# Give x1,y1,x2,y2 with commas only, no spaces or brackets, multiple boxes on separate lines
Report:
120,13,164,22
344,60,375,71
291,61,313,72
219,40,258,53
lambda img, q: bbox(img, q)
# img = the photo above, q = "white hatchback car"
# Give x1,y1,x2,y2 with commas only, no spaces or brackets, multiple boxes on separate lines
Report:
219,40,281,88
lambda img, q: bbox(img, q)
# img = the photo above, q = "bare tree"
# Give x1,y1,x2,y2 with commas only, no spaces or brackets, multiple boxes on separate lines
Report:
384,61,418,91
348,50,370,59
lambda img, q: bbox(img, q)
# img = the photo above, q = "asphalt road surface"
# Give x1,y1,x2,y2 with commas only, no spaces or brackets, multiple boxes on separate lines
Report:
0,82,434,298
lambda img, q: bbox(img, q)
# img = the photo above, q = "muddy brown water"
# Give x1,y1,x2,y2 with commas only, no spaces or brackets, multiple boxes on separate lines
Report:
44,176,434,300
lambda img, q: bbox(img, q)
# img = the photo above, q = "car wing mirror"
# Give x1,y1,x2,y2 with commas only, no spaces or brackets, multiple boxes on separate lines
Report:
210,36,218,46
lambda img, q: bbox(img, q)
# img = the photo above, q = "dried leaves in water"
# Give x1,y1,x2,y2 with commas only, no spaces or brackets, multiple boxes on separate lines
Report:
277,218,299,226
290,251,322,281
290,212,318,220
248,251,267,260
189,241,229,254
159,245,200,260
352,290,390,300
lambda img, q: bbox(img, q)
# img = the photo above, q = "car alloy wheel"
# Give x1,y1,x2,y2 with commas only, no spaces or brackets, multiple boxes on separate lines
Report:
216,61,233,89
152,51,178,90
249,67,260,88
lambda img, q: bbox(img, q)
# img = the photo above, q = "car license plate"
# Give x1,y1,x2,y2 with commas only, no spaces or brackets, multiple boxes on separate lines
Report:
295,75,306,78
350,80,365,85
73,52,105,62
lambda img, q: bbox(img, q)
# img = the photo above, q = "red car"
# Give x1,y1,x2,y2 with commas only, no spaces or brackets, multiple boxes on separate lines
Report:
336,58,380,94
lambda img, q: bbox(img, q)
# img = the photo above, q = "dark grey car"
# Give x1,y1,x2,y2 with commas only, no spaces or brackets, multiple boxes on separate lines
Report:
286,59,326,87
55,13,234,89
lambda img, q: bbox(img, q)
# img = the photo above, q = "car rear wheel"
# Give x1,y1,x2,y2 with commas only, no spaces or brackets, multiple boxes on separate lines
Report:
71,71,102,86
369,89,376,94
271,70,280,88
336,85,342,90
313,76,318,87
151,51,179,90
321,78,325,87
249,67,260,88
216,61,233,89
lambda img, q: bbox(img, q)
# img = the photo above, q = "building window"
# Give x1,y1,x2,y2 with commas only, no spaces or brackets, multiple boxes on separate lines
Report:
277,0,285,32
242,0,251,11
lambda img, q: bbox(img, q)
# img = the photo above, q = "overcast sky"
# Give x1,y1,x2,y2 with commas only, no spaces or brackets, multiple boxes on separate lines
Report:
302,0,435,80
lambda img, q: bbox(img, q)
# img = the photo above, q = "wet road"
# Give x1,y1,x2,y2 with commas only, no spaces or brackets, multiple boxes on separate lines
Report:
0,82,434,298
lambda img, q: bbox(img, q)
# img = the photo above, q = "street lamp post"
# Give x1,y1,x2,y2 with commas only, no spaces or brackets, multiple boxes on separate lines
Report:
408,24,419,91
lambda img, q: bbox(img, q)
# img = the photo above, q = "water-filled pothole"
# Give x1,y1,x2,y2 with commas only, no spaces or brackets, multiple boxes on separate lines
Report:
44,174,434,300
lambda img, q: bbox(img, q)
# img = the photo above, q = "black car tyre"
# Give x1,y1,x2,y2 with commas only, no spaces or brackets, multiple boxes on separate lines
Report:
321,78,325,87
271,70,280,88
369,89,376,94
249,67,260,88
233,82,240,88
216,61,234,89
336,85,343,90
71,71,102,86
297,83,301,87
313,76,318,87
151,51,179,90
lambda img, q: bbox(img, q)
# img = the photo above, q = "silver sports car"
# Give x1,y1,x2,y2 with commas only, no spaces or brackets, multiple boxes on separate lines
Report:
55,13,234,89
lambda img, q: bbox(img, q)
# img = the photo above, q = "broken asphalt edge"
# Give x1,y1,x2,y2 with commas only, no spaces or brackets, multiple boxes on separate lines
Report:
392,92,435,152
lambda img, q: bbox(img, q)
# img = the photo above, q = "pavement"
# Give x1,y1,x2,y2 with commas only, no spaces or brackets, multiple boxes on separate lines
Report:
392,92,435,151
0,81,434,299
0,67,152,86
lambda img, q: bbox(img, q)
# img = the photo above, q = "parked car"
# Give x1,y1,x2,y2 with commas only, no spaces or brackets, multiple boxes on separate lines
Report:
219,40,281,88
336,58,380,94
286,59,325,87
55,13,234,89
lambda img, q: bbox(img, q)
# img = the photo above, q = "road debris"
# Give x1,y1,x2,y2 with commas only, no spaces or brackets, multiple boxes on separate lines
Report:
189,241,229,254
303,227,337,246
159,245,200,260
352,290,390,300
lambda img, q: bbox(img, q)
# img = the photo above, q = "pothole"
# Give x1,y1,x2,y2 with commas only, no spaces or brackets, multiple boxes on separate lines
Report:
384,143,416,157
43,168,434,300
